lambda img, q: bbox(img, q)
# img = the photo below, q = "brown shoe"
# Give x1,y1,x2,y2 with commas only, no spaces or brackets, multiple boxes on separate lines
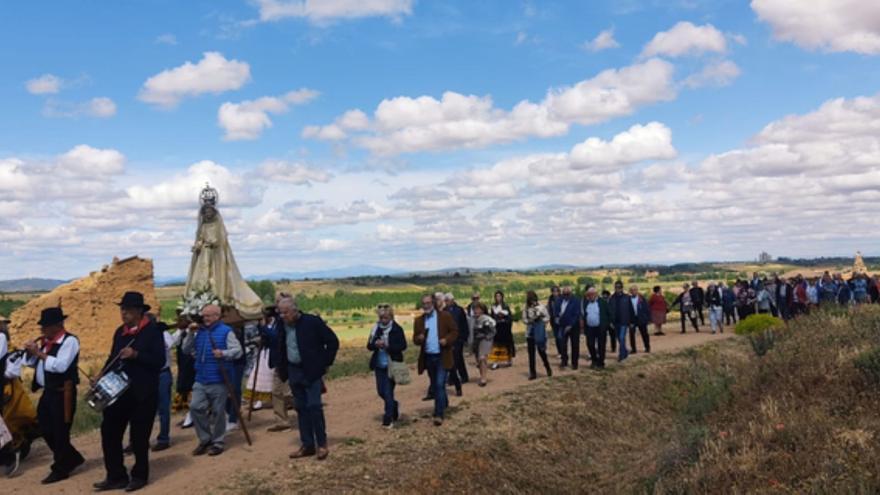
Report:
267,424,290,432
289,446,316,459
316,446,329,461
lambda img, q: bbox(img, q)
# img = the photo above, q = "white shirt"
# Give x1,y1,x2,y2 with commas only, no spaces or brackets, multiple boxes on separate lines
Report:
26,333,79,387
162,330,174,370
585,300,600,327
630,296,639,315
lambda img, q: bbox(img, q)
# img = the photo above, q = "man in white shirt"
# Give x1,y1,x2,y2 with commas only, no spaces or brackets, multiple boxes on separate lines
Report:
24,307,84,484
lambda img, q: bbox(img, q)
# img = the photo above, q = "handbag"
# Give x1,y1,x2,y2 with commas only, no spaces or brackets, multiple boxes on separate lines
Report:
388,360,411,385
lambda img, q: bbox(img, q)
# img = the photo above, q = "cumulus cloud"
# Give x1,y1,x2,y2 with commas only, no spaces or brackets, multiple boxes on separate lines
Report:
752,0,880,54
583,28,620,52
126,160,263,209
218,88,319,140
641,21,727,58
254,160,332,184
305,58,676,155
25,74,63,94
43,97,117,118
253,0,413,23
58,145,126,175
138,52,251,108
682,60,741,88
569,122,677,169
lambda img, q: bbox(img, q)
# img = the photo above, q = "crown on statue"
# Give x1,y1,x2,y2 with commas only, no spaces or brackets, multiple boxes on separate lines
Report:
199,183,219,207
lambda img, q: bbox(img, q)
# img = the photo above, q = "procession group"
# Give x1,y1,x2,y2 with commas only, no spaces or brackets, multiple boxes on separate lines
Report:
0,269,877,491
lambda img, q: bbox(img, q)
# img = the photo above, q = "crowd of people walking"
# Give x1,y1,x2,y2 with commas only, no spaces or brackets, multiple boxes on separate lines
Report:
1,269,878,490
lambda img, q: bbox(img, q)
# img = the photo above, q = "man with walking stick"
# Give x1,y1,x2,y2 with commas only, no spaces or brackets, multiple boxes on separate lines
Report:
182,304,243,457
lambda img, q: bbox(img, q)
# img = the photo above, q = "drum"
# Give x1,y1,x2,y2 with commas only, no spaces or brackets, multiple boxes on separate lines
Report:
86,371,130,412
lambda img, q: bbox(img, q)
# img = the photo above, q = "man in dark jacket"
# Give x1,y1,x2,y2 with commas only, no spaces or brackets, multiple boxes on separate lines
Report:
444,293,470,395
689,281,705,326
627,286,651,353
276,297,339,461
553,286,581,369
775,277,793,321
579,287,611,369
93,292,166,492
608,281,633,362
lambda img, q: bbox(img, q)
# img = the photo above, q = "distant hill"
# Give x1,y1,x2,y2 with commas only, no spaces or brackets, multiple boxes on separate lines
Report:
255,265,401,281
0,278,67,292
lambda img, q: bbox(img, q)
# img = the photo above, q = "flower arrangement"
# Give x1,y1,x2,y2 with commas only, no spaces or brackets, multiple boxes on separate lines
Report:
178,287,221,317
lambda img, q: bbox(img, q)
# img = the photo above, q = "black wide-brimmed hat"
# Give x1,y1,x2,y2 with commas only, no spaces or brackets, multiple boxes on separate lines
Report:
38,307,67,327
117,291,151,312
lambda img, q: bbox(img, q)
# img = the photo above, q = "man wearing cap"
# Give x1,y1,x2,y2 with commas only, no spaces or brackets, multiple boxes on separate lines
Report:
93,292,165,492
23,307,85,484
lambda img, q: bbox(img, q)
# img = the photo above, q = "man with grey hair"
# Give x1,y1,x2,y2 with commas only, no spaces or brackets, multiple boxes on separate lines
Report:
580,287,611,369
183,304,242,457
444,293,469,396
276,297,339,460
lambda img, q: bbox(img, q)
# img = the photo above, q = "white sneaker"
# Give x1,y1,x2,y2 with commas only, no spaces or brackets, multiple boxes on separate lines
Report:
253,400,263,410
226,421,239,431
181,412,193,429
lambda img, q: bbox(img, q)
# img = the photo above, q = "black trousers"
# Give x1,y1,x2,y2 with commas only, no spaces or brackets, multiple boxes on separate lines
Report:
101,388,159,482
560,328,581,369
585,326,606,367
680,312,699,333
694,303,705,325
723,306,736,325
447,340,469,386
526,338,551,377
629,323,651,352
37,388,84,475
606,325,617,352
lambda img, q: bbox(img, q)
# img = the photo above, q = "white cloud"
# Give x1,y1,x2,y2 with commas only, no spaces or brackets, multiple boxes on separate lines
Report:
254,160,332,184
253,0,413,23
682,60,741,88
25,74,63,95
218,88,319,140
125,160,263,209
641,21,727,58
569,122,677,169
58,145,126,175
138,52,251,108
155,33,178,45
752,0,880,54
43,97,117,119
583,28,620,52
305,58,676,155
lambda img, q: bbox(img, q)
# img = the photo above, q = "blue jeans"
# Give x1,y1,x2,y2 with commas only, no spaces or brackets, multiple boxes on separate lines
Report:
288,366,327,449
425,353,448,418
374,368,398,422
226,363,245,423
617,325,629,361
156,368,172,444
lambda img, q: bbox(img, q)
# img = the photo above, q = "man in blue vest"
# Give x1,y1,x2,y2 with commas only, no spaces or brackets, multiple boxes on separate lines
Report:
24,307,85,484
182,304,242,457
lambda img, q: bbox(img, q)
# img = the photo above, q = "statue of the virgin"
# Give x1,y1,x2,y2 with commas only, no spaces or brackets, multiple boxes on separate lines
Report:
184,184,263,320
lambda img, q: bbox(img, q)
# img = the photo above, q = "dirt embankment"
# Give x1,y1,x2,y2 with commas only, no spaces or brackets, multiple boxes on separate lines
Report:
9,256,159,358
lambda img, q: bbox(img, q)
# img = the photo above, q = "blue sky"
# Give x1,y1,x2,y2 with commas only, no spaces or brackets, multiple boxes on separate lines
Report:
1,0,879,279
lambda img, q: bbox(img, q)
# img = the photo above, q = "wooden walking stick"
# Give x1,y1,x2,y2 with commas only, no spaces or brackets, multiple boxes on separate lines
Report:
206,331,253,446
247,344,262,422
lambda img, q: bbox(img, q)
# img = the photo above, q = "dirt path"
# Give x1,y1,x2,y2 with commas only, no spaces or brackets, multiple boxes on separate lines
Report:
5,328,735,494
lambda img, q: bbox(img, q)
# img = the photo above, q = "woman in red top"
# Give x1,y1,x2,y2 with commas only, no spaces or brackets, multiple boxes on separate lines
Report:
648,286,668,336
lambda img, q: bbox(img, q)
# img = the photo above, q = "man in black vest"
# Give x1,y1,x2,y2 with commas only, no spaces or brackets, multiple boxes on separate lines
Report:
24,307,85,484
93,292,165,492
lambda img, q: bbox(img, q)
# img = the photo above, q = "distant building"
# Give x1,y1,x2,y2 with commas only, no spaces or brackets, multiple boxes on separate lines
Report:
758,252,773,264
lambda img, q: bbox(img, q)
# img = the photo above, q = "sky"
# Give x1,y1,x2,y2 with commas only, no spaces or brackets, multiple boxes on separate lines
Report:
1,0,880,279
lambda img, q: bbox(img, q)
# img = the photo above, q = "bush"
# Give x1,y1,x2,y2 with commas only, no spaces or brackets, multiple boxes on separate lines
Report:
734,313,783,336
854,347,880,385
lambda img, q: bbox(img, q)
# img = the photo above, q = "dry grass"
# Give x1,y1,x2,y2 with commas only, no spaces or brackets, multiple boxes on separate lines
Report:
221,306,880,494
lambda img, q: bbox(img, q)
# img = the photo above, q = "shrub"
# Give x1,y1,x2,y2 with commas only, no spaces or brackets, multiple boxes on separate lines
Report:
854,347,880,385
734,313,783,336
735,314,784,356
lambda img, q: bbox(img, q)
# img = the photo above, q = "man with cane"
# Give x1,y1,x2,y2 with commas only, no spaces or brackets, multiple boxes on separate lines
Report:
93,292,165,492
182,304,243,457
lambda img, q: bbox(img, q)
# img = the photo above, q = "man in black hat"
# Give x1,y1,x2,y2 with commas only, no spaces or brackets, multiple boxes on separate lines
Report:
23,307,85,484
93,292,165,493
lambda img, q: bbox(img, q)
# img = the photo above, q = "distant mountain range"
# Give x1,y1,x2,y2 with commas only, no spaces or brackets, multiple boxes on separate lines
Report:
0,278,68,292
